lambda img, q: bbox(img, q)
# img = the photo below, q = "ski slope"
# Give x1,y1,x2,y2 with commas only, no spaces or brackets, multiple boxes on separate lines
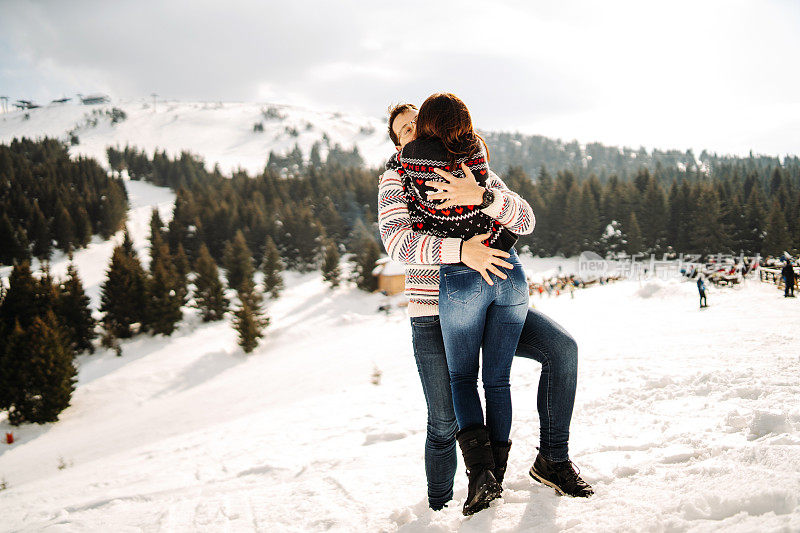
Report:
0,99,394,174
1,178,799,532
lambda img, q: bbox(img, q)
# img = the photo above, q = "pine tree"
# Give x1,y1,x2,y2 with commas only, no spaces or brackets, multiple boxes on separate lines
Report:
99,246,148,338
600,175,621,228
57,262,97,353
793,192,800,254
53,202,76,253
321,241,341,288
223,230,254,292
769,165,784,197
689,186,725,254
121,227,136,257
625,213,643,255
36,261,60,316
0,212,26,265
121,227,150,325
576,182,600,252
13,223,31,263
74,205,93,248
352,231,381,292
714,180,734,253
743,187,766,255
30,202,52,261
146,253,184,335
532,165,555,255
149,208,166,245
562,184,582,256
666,181,681,250
0,261,40,332
167,190,197,260
107,146,125,174
173,242,191,303
641,178,668,253
316,197,346,245
261,235,284,298
4,311,77,425
232,263,268,354
192,243,229,322
633,168,650,195
149,231,170,270
173,242,190,282
599,220,627,256
0,321,9,411
722,191,747,254
277,205,323,271
548,171,576,254
0,320,25,416
142,234,184,335
232,299,265,354
521,185,546,255
763,200,792,257
309,141,323,168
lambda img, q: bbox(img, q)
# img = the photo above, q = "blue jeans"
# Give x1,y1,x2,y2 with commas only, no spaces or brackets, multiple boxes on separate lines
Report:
410,295,578,509
411,314,459,510
439,248,528,443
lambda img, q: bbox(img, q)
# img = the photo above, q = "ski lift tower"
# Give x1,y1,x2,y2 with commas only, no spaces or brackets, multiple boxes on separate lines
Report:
151,93,158,113
0,96,8,113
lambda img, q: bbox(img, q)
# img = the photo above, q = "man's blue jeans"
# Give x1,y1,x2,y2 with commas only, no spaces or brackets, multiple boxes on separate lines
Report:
439,248,528,444
410,304,578,509
411,314,459,510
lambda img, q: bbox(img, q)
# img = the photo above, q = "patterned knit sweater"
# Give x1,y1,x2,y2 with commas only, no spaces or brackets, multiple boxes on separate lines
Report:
392,138,517,252
378,153,535,317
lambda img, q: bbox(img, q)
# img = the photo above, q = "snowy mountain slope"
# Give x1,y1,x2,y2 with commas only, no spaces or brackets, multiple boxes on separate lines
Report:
0,177,176,308
0,99,394,174
1,179,800,531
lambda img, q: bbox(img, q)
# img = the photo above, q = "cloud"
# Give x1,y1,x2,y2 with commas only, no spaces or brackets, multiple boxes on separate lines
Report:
1,0,799,155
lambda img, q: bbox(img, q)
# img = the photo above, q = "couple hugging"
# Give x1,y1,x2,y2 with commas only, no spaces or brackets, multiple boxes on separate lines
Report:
377,93,593,516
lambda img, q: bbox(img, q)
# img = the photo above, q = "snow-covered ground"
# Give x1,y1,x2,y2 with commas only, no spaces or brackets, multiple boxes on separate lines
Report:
0,99,394,174
1,178,799,532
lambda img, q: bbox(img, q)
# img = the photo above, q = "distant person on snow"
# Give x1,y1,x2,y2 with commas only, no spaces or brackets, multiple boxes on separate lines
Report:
697,275,708,308
378,101,593,516
782,260,796,297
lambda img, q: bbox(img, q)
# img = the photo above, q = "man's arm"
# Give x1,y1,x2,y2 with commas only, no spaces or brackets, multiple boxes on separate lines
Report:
481,170,536,235
378,169,461,265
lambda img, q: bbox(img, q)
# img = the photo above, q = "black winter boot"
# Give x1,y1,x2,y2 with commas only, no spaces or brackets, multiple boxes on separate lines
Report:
491,440,512,489
529,453,594,497
456,425,502,516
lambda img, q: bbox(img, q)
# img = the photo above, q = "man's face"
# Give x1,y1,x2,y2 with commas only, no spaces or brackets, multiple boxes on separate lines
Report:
392,108,418,150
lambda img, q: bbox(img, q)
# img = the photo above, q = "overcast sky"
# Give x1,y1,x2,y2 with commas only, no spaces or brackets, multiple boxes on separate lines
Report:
2,0,798,156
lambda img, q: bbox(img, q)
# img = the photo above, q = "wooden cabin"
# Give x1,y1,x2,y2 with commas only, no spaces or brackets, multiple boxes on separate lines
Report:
372,257,405,295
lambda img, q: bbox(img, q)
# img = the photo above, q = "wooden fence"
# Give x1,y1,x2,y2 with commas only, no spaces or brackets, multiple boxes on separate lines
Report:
760,267,799,287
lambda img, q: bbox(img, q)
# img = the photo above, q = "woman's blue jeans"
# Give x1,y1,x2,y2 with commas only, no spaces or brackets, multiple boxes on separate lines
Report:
438,248,528,444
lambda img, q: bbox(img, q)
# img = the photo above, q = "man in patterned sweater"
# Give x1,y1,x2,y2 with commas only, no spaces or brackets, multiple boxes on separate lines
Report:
379,103,593,511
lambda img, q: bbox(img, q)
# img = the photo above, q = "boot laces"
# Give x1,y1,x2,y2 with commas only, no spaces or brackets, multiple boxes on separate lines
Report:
558,460,586,487
562,460,579,476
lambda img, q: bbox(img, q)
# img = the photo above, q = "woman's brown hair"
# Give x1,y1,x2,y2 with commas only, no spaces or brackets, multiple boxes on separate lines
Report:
414,92,490,168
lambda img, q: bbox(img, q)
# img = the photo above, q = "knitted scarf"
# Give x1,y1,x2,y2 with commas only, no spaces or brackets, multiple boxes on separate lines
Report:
386,137,517,252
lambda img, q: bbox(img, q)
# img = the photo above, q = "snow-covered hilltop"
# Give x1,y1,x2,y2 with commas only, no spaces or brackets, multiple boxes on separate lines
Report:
0,98,395,174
